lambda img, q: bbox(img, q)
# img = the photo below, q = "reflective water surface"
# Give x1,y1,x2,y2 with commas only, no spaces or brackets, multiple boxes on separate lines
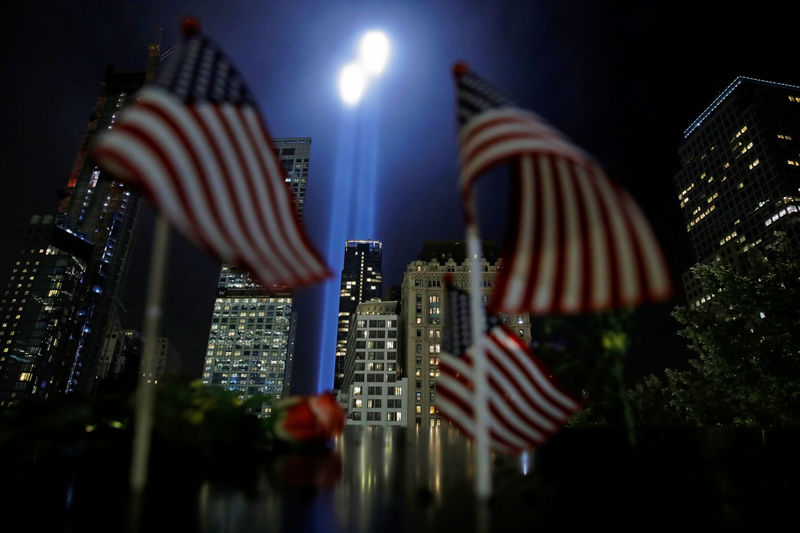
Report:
3,426,796,532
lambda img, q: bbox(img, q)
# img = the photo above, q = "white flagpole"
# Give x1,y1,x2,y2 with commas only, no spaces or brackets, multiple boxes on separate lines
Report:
466,213,491,499
130,214,170,493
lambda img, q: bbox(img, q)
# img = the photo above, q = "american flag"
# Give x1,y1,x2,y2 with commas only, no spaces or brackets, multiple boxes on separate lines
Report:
436,277,581,455
454,63,673,314
92,21,329,291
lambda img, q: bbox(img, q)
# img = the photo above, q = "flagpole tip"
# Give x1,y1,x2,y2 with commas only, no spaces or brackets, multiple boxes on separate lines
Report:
452,62,470,78
181,16,201,37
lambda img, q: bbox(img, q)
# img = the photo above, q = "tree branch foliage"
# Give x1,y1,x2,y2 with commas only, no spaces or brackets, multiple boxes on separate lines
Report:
633,232,800,427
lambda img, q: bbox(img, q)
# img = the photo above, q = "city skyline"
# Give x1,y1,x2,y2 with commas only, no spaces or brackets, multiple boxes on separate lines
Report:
1,1,797,393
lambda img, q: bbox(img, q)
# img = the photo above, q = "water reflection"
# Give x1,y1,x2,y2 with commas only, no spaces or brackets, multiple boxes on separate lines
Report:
196,425,522,532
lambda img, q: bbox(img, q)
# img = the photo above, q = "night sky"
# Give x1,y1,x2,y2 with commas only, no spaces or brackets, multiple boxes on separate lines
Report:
1,1,796,394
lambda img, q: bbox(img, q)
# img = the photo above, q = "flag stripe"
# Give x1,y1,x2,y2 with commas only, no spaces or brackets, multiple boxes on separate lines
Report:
485,371,551,439
106,122,215,251
557,157,584,312
92,132,191,235
571,164,611,309
490,326,580,411
93,31,329,292
503,158,538,310
486,401,537,449
197,105,295,280
134,99,242,263
455,67,672,315
438,327,581,455
210,105,298,278
532,155,559,310
483,344,561,429
461,349,561,430
245,109,328,280
130,96,271,276
134,95,293,284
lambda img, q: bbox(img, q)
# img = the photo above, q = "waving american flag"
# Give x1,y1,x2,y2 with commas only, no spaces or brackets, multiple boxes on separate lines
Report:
454,63,672,314
93,20,329,292
436,277,581,455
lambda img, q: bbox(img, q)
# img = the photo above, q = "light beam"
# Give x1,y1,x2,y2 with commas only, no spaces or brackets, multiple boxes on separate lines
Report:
339,63,367,105
359,31,390,76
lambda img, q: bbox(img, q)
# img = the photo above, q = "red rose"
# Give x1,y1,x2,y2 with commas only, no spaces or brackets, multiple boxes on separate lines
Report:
272,391,345,443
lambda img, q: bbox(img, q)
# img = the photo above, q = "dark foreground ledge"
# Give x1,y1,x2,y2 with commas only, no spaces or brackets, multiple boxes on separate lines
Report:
1,425,797,532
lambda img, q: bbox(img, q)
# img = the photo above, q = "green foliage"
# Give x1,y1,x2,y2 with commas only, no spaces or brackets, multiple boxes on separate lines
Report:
0,379,280,482
536,309,636,436
644,232,800,427
627,373,684,426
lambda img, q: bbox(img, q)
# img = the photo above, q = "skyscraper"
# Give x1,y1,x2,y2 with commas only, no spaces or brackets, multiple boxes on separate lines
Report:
675,77,800,304
400,241,531,428
0,38,173,401
334,240,383,390
202,138,311,411
0,216,93,406
59,67,147,394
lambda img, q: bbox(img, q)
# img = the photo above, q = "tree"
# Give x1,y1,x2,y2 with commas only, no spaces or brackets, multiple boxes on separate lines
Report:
535,309,638,442
667,231,800,427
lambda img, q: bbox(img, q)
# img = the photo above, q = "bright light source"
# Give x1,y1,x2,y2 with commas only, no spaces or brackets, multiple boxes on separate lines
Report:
339,63,367,105
359,31,390,75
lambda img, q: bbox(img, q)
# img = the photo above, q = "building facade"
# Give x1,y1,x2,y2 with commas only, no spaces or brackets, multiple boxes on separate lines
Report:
273,137,312,218
0,216,93,406
201,138,312,409
334,240,383,390
675,77,800,305
56,65,152,394
341,300,406,427
202,267,294,410
97,329,179,388
400,241,532,428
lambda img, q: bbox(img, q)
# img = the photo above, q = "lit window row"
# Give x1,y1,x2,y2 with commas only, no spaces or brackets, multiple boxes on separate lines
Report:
788,96,800,103
687,204,716,231
719,231,738,246
788,160,800,166
732,125,748,141
693,293,715,308
777,134,793,141
764,205,798,226
678,182,695,200
748,159,760,170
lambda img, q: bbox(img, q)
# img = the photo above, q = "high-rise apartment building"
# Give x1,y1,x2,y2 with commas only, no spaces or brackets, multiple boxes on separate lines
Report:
340,300,406,427
202,138,312,410
273,137,312,218
0,216,93,406
400,241,532,428
675,77,800,304
97,329,179,388
56,65,152,394
334,240,383,390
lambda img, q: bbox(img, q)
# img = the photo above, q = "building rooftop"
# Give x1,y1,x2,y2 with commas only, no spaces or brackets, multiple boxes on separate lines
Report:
683,76,800,139
417,240,500,263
